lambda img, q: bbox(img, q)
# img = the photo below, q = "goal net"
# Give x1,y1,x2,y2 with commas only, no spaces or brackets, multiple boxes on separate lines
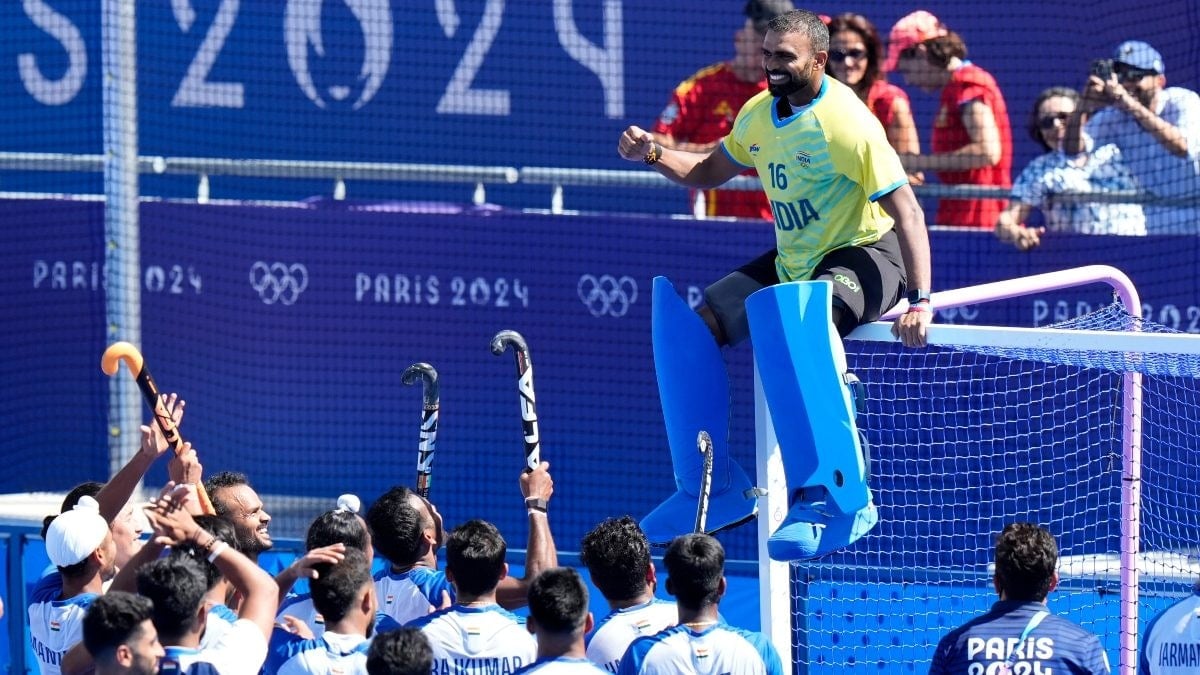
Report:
760,271,1200,675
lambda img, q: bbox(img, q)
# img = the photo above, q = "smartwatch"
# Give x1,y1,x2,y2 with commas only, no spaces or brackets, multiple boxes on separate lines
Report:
907,289,931,305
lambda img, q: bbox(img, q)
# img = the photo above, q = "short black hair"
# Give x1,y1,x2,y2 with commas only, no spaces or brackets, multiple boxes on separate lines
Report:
366,486,426,567
307,508,370,553
168,515,237,590
203,471,250,518
744,0,794,33
767,9,830,52
580,516,651,603
83,591,154,660
994,522,1058,602
446,519,507,597
42,481,105,539
311,547,373,624
528,568,589,635
136,555,208,643
664,534,724,611
367,627,433,675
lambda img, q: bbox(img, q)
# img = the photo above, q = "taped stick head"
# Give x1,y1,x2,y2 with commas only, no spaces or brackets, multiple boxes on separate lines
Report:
101,341,145,376
402,362,440,405
490,329,528,356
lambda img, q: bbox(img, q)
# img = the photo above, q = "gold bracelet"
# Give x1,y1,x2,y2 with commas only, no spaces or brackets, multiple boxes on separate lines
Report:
643,142,661,165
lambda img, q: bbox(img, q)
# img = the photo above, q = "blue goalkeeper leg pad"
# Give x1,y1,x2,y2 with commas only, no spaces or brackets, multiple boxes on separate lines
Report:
640,276,757,544
745,280,877,561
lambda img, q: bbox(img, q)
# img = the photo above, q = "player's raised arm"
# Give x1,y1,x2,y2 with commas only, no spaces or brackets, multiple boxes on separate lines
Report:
618,125,742,189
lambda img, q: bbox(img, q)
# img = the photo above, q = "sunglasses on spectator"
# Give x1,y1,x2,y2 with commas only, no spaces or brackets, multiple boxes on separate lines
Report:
829,49,868,62
1113,64,1156,81
1038,112,1070,130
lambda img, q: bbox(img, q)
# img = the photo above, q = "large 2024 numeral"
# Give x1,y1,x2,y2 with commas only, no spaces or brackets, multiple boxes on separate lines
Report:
167,0,621,116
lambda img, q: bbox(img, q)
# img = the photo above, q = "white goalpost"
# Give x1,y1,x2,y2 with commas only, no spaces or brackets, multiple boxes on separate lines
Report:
756,265,1200,675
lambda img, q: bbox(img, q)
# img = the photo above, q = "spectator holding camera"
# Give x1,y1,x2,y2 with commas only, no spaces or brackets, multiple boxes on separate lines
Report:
996,87,1145,250
1065,40,1200,234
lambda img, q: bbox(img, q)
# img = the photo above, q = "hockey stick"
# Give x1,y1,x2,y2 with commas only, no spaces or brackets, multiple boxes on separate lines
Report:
401,362,440,499
695,430,714,534
490,330,540,472
100,341,216,515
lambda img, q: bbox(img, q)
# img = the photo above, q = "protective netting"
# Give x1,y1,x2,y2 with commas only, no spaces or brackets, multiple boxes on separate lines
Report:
794,307,1200,673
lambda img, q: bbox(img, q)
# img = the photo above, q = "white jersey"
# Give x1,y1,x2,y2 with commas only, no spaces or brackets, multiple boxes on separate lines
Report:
201,603,238,649
585,600,677,673
376,566,456,627
27,572,97,675
265,631,370,675
160,618,269,675
617,623,783,675
1140,589,1200,674
516,657,610,675
408,604,537,675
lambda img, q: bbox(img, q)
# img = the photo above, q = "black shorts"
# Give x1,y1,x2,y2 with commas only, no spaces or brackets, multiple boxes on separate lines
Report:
703,229,907,344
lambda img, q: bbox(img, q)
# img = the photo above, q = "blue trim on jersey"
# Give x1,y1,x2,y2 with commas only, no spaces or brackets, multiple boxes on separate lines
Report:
720,141,752,169
868,179,908,203
209,603,238,623
277,592,311,614
770,77,829,129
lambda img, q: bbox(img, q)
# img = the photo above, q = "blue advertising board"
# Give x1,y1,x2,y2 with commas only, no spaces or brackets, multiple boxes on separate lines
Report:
4,197,1199,562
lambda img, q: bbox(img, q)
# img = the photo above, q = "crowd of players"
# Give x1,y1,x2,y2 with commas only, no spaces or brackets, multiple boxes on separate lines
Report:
27,392,1199,675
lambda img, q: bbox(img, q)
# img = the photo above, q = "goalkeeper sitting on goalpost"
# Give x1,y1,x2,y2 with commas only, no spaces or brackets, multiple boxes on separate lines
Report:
617,9,931,561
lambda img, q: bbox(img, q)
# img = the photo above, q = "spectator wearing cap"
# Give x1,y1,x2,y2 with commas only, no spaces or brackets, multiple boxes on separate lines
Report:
650,0,795,219
1065,40,1200,234
886,10,1013,230
824,13,922,183
30,495,119,675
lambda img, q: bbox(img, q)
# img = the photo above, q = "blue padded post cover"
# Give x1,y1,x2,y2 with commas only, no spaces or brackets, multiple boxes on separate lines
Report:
745,280,877,560
639,277,757,544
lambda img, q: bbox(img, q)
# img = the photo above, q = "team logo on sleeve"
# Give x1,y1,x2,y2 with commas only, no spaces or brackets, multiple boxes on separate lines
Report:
794,150,812,167
749,144,760,154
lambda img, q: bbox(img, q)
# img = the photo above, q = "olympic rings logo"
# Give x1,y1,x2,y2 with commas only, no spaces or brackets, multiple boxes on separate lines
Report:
578,274,638,318
249,262,309,305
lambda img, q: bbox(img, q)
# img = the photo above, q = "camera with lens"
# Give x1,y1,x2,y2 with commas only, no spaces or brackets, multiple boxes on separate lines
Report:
1090,58,1114,80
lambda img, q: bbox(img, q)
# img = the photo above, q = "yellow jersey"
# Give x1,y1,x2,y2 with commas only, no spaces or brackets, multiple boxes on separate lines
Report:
720,76,907,282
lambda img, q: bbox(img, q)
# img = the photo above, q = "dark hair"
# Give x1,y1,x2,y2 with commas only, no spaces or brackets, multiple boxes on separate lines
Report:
446,519,507,597
580,516,651,603
767,10,830,52
1028,87,1079,151
83,591,155,660
825,13,884,98
915,31,967,68
203,471,250,518
307,508,370,553
169,515,237,590
367,627,433,675
528,568,589,635
311,547,373,624
136,555,208,643
42,481,105,539
664,534,724,611
366,486,426,567
994,522,1058,602
744,0,795,34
